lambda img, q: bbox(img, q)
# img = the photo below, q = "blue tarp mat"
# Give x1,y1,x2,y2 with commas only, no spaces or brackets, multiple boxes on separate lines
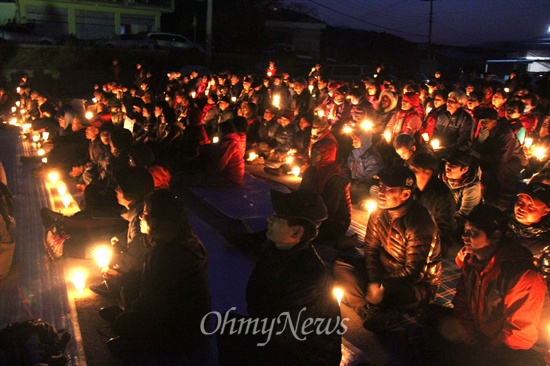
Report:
188,173,291,233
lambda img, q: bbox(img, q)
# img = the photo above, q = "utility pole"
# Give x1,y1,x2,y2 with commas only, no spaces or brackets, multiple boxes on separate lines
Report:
206,0,213,67
421,0,435,59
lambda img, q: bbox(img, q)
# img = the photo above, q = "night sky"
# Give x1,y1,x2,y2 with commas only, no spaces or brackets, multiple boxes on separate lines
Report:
301,0,549,45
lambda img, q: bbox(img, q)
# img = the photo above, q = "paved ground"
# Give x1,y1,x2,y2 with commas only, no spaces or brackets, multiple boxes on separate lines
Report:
0,127,461,365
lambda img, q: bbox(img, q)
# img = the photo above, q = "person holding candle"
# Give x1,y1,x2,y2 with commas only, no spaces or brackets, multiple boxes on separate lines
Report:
432,90,473,159
333,165,441,332
104,189,211,360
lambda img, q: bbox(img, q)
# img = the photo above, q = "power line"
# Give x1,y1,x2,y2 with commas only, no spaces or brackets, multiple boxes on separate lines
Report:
305,0,427,38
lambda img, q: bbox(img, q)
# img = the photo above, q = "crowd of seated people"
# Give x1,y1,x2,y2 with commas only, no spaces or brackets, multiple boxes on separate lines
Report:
5,62,550,364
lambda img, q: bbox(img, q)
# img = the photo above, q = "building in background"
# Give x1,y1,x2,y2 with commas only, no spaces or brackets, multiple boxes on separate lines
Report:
0,0,174,41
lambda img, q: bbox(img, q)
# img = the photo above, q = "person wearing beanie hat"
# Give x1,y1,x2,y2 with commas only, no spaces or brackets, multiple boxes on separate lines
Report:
384,91,423,142
333,164,441,332
232,189,341,365
437,203,547,365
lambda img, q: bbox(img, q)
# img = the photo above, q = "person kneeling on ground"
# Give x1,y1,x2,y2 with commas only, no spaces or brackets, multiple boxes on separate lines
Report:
333,165,442,332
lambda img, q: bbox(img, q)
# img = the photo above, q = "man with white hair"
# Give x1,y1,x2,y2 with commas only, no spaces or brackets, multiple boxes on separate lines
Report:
432,90,474,158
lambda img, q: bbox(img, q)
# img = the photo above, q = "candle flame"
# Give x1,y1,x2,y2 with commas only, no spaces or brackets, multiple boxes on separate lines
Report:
94,246,112,268
333,287,344,306
72,270,86,292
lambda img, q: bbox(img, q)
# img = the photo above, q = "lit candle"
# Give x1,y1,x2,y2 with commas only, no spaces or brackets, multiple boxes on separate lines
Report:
41,157,48,163
32,134,40,142
292,166,301,177
383,131,392,143
48,171,60,184
94,246,112,269
248,152,258,161
57,184,67,196
333,287,344,306
426,106,433,115
16,87,20,93
22,123,32,133
286,155,294,164
61,195,71,209
317,109,325,118
213,136,219,144
361,120,373,131
15,101,20,107
524,137,534,149
191,91,196,99
205,89,210,96
267,71,272,77
231,96,237,103
20,109,26,115
42,131,49,141
308,85,314,93
422,133,430,142
431,139,440,150
272,94,281,109
37,148,45,156
9,118,18,126
343,125,353,134
72,270,86,293
534,146,546,160
85,111,94,120
92,97,97,103
11,106,16,113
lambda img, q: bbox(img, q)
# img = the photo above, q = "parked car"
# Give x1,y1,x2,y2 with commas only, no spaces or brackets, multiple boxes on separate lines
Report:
325,64,374,82
95,32,204,53
0,24,56,45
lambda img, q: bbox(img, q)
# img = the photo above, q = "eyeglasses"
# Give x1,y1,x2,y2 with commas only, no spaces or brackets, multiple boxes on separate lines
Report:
447,99,459,104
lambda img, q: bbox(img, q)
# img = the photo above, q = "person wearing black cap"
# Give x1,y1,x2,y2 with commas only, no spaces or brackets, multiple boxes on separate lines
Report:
508,182,550,258
471,107,527,206
333,165,441,332
442,204,547,365
441,148,482,237
238,189,342,365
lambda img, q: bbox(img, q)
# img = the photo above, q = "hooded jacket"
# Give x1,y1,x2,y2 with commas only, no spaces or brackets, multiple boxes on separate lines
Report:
453,241,547,351
345,134,383,183
217,131,246,185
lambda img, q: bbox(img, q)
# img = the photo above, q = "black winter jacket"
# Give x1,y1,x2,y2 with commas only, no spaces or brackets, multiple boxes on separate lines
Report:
246,241,342,365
